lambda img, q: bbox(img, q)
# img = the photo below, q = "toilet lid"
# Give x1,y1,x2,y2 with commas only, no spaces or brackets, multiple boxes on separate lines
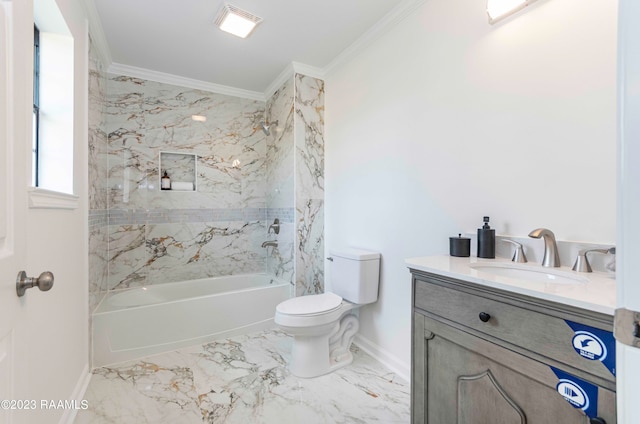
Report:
277,292,343,315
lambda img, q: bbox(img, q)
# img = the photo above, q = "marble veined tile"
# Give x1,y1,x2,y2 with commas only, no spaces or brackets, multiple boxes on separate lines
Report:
107,145,152,209
107,225,147,290
105,75,146,137
89,222,109,313
266,78,295,209
296,199,324,296
106,73,267,211
294,74,324,200
75,330,409,424
145,221,265,284
266,222,294,285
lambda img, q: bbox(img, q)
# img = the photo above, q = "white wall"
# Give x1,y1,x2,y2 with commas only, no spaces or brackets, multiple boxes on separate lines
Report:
325,0,617,371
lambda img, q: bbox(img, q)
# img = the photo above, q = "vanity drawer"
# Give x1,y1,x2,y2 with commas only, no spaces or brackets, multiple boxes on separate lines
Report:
414,277,615,384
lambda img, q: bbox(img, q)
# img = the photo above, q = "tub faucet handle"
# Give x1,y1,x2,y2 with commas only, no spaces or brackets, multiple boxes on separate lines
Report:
503,239,527,263
268,218,280,235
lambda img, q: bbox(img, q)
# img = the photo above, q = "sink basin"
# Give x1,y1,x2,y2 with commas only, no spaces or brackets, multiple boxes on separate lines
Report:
469,262,587,285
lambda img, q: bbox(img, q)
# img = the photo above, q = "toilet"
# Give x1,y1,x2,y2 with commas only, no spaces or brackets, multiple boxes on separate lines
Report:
274,248,380,378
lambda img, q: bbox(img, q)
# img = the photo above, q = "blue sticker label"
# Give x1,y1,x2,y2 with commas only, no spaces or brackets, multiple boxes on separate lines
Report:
565,320,616,377
551,367,599,418
572,331,607,361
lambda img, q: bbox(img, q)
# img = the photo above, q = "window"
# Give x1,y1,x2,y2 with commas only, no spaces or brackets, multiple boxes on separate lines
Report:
32,1,74,194
32,25,40,187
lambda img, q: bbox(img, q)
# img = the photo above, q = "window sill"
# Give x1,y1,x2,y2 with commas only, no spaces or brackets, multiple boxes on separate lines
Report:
28,188,79,210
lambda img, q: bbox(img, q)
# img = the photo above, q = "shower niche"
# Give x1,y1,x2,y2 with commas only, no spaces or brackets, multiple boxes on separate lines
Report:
159,151,197,191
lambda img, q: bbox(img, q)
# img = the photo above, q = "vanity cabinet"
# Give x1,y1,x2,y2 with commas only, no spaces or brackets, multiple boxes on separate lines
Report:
410,269,616,424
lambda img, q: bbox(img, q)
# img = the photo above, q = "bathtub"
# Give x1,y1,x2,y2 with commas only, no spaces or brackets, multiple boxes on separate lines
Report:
92,273,290,367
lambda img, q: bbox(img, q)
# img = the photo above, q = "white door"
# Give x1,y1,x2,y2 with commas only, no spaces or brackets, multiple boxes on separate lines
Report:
616,1,640,423
0,0,31,421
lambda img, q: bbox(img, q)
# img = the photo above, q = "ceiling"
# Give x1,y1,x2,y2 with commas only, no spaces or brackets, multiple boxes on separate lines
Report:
92,0,409,95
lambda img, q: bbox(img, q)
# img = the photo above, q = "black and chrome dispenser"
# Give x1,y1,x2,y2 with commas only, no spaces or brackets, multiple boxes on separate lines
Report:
477,216,495,259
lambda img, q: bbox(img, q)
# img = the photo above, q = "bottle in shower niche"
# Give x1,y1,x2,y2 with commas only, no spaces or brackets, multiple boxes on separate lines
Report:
161,171,171,190
477,216,495,259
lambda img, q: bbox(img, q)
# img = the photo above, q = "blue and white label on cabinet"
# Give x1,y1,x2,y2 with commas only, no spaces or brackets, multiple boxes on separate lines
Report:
551,367,599,419
565,320,616,377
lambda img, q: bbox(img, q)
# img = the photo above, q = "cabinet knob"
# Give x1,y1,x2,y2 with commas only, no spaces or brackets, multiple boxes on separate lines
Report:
479,312,491,323
590,418,606,424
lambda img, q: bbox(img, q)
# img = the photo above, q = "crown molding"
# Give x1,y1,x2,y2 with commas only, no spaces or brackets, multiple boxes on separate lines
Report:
263,63,294,101
92,0,424,103
107,63,266,102
263,62,326,101
292,62,325,80
262,1,426,98
82,0,112,67
323,0,427,77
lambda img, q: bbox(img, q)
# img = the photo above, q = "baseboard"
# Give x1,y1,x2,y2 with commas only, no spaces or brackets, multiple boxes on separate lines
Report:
59,364,92,424
353,334,410,383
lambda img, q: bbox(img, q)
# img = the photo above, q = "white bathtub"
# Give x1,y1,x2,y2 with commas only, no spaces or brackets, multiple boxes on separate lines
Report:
92,274,290,367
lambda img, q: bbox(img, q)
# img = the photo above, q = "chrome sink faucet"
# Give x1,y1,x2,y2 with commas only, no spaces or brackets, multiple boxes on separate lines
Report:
528,228,561,267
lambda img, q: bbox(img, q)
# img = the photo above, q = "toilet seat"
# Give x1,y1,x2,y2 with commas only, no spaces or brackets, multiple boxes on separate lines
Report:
274,292,357,329
276,292,343,316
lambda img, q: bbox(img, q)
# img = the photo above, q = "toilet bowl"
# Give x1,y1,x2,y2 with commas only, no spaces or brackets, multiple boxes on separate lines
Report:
275,293,360,377
274,248,380,378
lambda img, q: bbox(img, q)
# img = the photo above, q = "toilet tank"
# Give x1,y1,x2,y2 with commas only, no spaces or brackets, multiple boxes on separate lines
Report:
329,248,380,305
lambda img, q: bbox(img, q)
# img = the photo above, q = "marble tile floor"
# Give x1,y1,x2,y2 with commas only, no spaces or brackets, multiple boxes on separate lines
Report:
74,329,410,424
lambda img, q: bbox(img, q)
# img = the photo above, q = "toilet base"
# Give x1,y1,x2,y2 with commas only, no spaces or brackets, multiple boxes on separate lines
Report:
286,313,360,378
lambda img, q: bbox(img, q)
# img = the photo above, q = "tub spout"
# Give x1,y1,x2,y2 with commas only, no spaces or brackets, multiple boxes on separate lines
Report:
261,241,278,248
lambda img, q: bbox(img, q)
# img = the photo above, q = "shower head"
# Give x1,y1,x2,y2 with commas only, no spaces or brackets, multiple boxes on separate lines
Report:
259,120,279,136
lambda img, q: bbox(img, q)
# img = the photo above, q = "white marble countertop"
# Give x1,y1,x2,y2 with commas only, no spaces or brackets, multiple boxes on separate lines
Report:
405,255,617,316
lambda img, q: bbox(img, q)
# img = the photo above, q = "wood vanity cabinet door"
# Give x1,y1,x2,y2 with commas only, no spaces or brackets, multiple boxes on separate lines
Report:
412,313,616,424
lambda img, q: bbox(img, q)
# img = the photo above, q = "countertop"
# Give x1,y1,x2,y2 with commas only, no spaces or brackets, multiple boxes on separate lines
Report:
405,256,616,316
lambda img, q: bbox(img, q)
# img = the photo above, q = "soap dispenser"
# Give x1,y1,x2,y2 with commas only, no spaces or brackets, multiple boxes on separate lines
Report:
161,171,171,190
477,216,495,259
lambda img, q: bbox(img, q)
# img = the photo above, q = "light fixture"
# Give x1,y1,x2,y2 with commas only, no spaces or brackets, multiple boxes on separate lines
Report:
214,4,263,38
487,0,537,24
191,115,207,122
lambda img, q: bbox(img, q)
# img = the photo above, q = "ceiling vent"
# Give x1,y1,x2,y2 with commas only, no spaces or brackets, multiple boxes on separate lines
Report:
214,4,263,38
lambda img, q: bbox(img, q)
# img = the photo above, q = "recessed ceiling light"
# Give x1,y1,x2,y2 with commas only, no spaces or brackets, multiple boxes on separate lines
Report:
192,115,207,122
214,4,263,39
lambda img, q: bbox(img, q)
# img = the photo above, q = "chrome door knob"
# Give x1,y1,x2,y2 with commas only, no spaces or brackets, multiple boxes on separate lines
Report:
16,270,54,297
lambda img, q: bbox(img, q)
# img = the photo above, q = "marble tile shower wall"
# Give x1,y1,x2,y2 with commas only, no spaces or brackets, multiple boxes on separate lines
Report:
104,75,271,290
88,37,109,314
264,74,325,296
294,74,325,296
89,68,323,308
265,78,295,285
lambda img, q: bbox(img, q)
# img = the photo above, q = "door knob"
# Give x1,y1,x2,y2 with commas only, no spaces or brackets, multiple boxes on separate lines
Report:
479,312,491,322
16,271,54,297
